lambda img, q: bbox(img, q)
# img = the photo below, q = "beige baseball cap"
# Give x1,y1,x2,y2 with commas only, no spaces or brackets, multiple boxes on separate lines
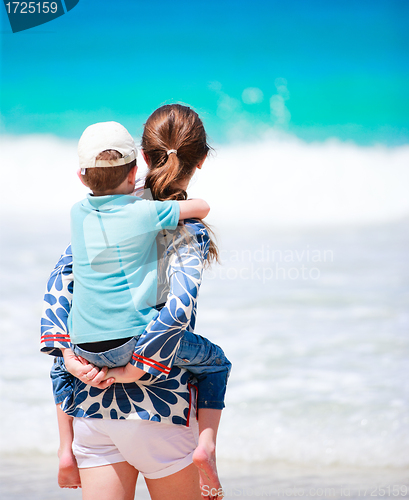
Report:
78,121,137,170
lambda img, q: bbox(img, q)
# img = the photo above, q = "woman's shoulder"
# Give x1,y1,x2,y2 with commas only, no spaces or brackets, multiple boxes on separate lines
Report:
164,219,210,260
183,219,209,238
181,219,210,252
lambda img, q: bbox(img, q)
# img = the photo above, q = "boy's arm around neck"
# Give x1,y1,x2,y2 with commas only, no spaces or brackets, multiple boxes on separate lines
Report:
178,199,210,220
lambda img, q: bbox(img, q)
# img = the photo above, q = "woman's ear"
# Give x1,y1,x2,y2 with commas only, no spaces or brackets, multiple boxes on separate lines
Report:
196,156,206,170
141,149,150,166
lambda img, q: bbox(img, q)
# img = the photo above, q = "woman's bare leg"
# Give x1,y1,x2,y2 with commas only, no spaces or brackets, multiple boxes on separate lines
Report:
56,405,81,489
193,408,223,498
145,463,204,500
79,462,138,500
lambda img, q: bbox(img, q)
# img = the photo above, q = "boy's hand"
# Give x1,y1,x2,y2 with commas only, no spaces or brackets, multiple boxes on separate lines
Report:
104,362,146,384
62,348,115,389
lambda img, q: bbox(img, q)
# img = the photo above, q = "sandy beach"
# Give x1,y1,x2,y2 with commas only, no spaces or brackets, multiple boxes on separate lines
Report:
1,454,408,500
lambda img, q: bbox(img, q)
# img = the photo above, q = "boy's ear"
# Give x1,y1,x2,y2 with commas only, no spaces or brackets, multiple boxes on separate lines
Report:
77,169,88,186
127,165,138,184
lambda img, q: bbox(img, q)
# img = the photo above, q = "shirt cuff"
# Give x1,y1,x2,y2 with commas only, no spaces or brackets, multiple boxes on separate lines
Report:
130,351,172,380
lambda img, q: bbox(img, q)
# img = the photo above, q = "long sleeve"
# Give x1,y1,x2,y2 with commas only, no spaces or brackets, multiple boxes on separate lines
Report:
40,245,73,356
130,223,209,379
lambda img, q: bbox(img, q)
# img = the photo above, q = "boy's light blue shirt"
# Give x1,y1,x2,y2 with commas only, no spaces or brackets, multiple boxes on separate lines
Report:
68,194,179,344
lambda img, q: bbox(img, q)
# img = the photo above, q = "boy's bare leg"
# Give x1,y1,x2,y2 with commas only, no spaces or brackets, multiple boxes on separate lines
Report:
56,405,81,489
193,408,223,499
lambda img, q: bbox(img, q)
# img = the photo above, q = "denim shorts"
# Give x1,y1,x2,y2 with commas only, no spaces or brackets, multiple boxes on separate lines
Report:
174,331,232,410
72,337,138,369
50,356,73,405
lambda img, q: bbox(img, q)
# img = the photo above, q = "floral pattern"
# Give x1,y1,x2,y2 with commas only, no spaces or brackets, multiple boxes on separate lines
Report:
40,246,73,356
41,221,208,426
130,221,209,378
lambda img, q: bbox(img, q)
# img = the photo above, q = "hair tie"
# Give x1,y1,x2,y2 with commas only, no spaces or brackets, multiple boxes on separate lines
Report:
166,149,177,156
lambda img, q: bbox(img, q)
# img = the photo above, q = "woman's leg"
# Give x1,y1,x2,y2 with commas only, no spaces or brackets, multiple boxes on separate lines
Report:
79,462,138,500
145,463,206,500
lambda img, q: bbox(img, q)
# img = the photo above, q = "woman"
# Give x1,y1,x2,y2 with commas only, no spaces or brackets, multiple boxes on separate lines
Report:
41,105,226,500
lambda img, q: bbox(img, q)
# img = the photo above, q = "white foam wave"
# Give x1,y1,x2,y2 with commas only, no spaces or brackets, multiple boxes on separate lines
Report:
0,211,408,468
1,133,409,229
218,384,409,468
190,134,409,228
0,135,88,229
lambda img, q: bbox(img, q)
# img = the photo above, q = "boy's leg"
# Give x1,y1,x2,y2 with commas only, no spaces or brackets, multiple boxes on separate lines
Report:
174,333,231,499
174,332,231,410
56,405,81,488
193,409,223,499
50,357,81,488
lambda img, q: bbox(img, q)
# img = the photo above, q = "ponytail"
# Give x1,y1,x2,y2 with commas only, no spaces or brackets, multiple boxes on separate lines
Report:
145,151,187,201
142,104,219,265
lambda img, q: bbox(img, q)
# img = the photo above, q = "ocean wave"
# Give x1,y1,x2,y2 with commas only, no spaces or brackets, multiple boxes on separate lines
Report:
191,132,409,228
0,208,408,469
1,132,408,228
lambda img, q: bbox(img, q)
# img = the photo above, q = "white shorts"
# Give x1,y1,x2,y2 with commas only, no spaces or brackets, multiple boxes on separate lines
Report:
73,416,199,479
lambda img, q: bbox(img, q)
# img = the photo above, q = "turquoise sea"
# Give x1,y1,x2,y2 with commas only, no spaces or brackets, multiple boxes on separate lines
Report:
1,1,408,498
1,0,408,144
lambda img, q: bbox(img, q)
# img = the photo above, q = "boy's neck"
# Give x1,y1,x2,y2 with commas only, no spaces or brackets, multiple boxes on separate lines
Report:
91,181,134,197
91,187,131,197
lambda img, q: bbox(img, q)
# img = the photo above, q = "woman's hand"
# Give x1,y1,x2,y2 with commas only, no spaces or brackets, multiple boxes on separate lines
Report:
104,362,146,384
62,348,115,389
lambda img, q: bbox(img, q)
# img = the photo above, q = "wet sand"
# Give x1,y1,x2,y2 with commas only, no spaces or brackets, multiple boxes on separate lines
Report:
1,454,408,500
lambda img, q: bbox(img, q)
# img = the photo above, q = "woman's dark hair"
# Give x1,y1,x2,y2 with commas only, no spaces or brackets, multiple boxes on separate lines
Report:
142,104,218,264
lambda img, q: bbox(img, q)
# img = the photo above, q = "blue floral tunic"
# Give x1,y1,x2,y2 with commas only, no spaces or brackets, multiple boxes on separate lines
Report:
40,220,209,426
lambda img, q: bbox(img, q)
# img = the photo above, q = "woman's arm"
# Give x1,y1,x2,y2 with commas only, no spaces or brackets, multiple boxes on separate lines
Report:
129,222,209,380
40,245,73,356
40,247,114,388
